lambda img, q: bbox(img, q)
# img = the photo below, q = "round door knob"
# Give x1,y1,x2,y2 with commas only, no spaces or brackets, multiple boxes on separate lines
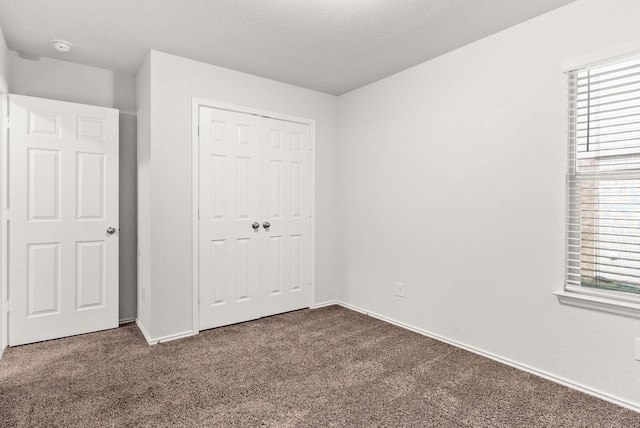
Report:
252,222,260,230
106,227,116,235
263,221,270,229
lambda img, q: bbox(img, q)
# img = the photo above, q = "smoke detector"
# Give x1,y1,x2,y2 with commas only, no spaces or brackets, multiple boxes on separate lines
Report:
51,39,72,52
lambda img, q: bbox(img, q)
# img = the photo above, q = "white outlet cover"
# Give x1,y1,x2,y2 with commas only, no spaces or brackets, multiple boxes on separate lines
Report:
635,338,640,361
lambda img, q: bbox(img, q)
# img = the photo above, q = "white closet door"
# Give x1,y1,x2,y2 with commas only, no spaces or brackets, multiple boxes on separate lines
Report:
198,107,262,329
198,107,312,330
9,94,119,346
261,118,311,317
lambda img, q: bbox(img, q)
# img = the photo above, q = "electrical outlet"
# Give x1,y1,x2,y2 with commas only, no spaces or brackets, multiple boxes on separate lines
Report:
636,338,640,361
396,282,404,298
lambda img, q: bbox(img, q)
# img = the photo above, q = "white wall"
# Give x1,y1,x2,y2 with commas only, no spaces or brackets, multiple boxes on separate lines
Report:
135,55,152,337
140,51,340,341
9,51,138,323
337,0,640,408
0,25,8,90
118,113,137,322
0,24,8,356
9,51,135,112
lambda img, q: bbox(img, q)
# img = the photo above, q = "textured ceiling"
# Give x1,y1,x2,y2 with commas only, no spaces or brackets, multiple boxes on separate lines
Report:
0,0,576,95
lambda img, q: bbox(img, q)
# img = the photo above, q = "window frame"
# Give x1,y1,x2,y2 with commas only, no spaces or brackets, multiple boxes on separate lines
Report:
556,41,640,318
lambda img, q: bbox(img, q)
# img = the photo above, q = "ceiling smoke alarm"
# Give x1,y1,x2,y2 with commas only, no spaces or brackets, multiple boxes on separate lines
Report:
51,39,72,52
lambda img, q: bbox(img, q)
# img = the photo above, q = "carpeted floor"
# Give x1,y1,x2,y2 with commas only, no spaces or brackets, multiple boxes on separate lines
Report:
1,305,639,427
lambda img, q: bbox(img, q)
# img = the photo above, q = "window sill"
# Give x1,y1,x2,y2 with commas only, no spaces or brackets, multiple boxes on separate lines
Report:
555,287,640,319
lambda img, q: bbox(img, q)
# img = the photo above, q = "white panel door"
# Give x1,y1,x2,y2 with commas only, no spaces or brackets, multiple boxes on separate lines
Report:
9,94,119,346
261,118,311,317
199,108,262,329
198,107,311,330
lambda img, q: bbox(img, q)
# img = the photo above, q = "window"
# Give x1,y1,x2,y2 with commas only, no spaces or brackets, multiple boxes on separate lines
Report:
558,51,640,316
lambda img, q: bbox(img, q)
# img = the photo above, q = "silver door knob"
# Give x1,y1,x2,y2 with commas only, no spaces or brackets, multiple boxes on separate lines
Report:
252,222,260,230
107,227,116,235
263,221,270,229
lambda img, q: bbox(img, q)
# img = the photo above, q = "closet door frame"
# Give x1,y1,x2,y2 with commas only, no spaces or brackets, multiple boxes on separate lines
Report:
190,98,316,334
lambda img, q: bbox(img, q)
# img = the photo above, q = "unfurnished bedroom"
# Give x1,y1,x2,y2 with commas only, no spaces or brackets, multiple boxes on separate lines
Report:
1,1,640,426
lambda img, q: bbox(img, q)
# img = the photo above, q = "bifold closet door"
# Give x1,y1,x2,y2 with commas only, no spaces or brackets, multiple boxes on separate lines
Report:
9,94,119,346
260,118,311,317
198,108,263,329
198,107,311,331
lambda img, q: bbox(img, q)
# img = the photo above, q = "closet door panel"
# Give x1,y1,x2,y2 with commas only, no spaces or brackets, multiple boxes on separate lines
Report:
198,107,262,330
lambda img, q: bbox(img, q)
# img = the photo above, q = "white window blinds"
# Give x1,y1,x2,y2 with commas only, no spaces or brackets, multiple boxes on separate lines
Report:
567,53,640,295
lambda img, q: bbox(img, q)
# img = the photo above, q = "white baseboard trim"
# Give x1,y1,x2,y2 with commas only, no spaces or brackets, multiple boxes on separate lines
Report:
335,301,640,413
135,319,196,345
119,317,136,325
135,319,154,345
338,301,367,315
0,345,4,360
153,330,196,344
311,300,338,309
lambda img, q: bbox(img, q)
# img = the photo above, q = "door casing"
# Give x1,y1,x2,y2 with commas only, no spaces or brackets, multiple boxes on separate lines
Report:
191,98,316,334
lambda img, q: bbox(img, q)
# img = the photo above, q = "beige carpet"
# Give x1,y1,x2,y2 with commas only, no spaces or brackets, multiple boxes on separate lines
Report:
1,305,639,427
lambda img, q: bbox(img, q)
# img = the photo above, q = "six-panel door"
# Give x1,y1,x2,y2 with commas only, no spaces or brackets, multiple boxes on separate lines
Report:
9,94,119,346
261,118,311,317
198,107,311,331
198,108,263,329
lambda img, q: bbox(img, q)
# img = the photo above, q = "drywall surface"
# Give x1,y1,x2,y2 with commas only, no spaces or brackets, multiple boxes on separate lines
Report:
9,52,138,323
119,114,137,322
0,24,8,91
337,0,640,408
9,51,134,112
135,55,151,335
0,25,8,357
144,50,339,340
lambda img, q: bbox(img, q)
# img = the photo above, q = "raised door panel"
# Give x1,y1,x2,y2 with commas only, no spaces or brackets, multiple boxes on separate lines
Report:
210,155,227,221
28,149,61,221
77,116,105,141
290,162,302,219
269,160,282,219
27,243,61,317
28,110,61,137
76,241,105,310
76,152,105,220
290,235,302,292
